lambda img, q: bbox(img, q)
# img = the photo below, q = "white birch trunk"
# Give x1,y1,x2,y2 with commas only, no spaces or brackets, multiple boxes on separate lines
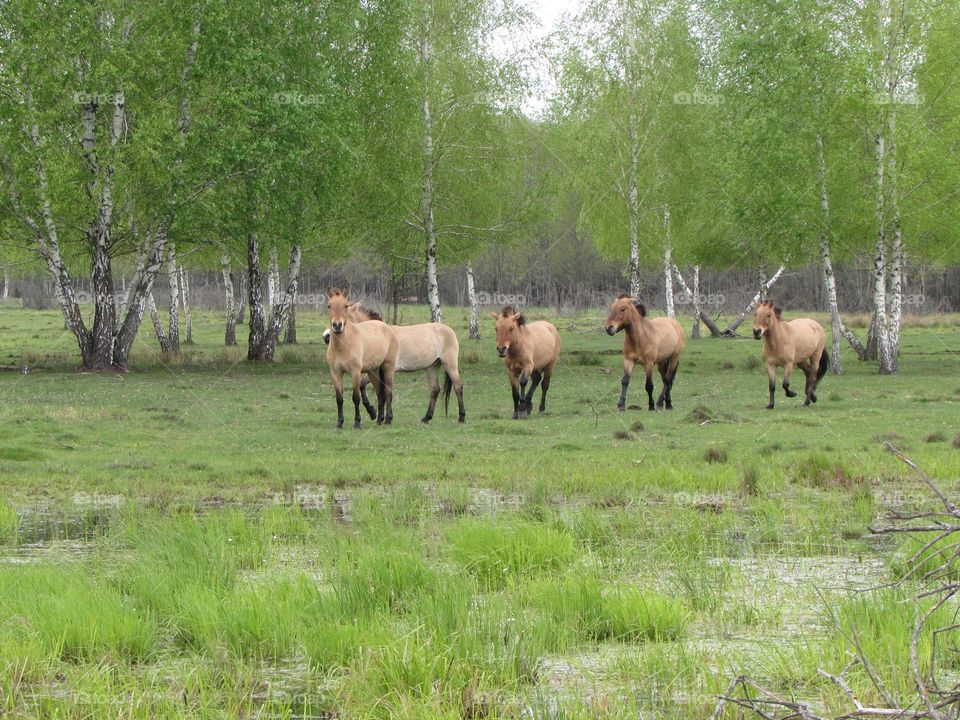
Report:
221,253,236,346
166,243,180,354
2,268,8,299
178,264,192,344
466,262,480,340
885,101,902,372
421,23,441,324
663,206,674,318
628,118,640,298
267,245,279,313
724,265,786,335
691,265,701,339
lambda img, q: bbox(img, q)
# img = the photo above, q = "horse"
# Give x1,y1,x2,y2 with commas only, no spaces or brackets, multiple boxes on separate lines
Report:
325,288,398,429
752,301,828,409
323,306,466,423
605,295,686,411
492,306,561,419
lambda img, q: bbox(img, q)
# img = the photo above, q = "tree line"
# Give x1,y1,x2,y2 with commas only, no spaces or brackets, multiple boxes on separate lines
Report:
1,0,958,374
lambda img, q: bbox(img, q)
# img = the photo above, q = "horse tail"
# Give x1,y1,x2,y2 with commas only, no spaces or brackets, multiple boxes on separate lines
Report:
443,370,452,417
817,350,829,381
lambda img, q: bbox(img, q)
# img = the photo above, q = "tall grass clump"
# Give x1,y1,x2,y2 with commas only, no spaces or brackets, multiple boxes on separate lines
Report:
333,544,437,618
0,565,156,662
448,519,576,588
0,501,16,543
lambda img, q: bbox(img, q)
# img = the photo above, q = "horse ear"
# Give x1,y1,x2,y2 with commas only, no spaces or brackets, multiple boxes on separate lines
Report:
633,301,647,317
490,312,499,321
346,301,359,309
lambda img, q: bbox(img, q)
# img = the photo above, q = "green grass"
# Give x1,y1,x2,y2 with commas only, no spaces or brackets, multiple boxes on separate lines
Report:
0,302,958,717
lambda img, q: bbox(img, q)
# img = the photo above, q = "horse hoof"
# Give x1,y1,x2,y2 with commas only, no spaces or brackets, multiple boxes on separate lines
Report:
421,416,432,424
810,393,818,403
366,410,377,420
804,399,811,406
648,406,656,412
765,404,775,410
353,422,361,429
665,404,673,410
617,404,625,412
458,416,466,424
785,390,797,398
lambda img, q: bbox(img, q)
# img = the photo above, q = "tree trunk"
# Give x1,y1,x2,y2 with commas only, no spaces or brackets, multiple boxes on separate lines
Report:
284,302,297,344
250,245,302,361
467,262,480,340
663,206,674,318
178,263,192,344
627,118,640,298
267,245,279,313
236,270,247,325
2,268,8,299
246,232,266,361
221,253,236,346
421,22,441,324
724,265,786,335
673,264,720,337
884,100,902,373
165,243,181,355
113,227,169,368
147,291,171,357
691,265,701,339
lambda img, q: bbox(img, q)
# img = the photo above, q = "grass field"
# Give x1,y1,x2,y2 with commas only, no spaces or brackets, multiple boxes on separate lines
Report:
0,301,958,718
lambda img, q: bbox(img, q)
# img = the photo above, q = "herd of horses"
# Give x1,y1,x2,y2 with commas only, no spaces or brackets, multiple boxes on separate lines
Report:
323,288,829,429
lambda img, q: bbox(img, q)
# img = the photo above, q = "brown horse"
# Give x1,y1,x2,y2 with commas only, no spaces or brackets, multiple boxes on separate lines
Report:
323,306,466,423
605,295,686,411
492,307,561,419
325,289,398,429
752,301,827,409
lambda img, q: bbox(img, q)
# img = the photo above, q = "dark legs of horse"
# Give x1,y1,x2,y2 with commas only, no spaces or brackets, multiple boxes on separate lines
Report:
645,365,656,411
379,365,394,425
765,363,777,409
350,369,363,429
422,364,441,423
523,370,542,414
510,373,522,419
803,350,825,406
618,360,634,411
517,371,530,419
333,373,345,429
781,361,797,398
359,375,377,419
655,359,679,410
539,366,552,412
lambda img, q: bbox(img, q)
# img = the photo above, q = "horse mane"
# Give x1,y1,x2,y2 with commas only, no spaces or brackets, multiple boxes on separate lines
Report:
500,305,525,325
616,293,646,317
364,308,383,321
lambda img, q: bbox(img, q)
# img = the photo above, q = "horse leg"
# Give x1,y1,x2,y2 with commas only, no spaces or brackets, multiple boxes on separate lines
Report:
782,361,797,398
509,370,522,419
350,369,363,429
618,359,635,411
517,364,534,419
448,368,466,423
645,361,656,411
332,370,345,429
664,357,680,410
539,364,553,413
765,361,777,409
382,363,395,425
805,351,822,406
655,360,669,409
360,373,378,420
797,360,812,406
422,363,440,423
524,370,542,413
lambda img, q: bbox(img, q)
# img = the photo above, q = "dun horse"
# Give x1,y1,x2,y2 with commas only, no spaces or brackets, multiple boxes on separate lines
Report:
492,307,561,419
605,295,686,411
325,289,398,429
324,306,466,423
752,301,827,409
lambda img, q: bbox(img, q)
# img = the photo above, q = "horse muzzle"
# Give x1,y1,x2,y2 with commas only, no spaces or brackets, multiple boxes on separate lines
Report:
322,329,331,344
496,346,508,358
331,322,344,335
605,325,617,336
752,329,763,339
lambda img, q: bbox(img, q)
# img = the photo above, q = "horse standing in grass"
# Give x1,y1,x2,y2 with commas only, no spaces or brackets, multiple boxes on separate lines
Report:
605,295,686,411
323,305,466,423
492,307,561,419
752,301,827,409
325,289,398,429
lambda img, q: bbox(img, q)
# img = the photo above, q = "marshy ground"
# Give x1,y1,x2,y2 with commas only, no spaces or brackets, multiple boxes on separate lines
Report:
0,303,958,718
